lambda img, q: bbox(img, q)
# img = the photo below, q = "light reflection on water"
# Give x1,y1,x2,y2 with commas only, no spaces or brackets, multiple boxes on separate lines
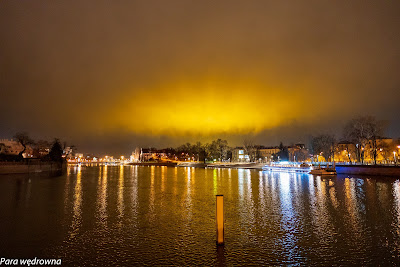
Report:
97,165,108,230
393,180,400,253
70,165,82,238
213,168,217,196
0,166,400,265
131,166,138,228
185,167,192,222
117,165,124,224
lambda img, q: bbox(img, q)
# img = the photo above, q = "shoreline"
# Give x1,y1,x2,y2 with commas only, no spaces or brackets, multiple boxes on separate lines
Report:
131,161,266,170
335,164,400,176
69,162,400,176
0,162,66,175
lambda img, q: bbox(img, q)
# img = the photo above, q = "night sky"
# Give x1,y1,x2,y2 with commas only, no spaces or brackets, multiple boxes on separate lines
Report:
1,1,400,156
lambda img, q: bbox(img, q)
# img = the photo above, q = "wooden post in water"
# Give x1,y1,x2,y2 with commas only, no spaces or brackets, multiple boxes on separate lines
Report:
216,195,224,245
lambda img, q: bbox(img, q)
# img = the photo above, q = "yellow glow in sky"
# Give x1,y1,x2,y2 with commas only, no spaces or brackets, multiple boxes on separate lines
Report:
108,80,314,136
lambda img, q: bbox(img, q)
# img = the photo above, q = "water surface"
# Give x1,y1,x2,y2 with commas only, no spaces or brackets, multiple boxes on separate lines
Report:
1,165,400,265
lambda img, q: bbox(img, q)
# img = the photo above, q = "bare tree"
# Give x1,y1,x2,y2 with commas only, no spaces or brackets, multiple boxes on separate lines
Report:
208,139,229,161
294,148,310,162
192,141,203,162
343,116,386,164
380,141,396,164
340,141,357,164
243,139,256,162
216,139,229,161
311,134,336,162
14,132,34,159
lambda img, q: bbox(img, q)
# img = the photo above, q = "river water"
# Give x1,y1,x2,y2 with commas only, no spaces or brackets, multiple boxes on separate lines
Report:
1,165,400,265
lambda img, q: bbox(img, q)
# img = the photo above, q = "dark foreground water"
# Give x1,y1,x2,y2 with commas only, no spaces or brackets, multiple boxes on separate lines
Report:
1,165,400,266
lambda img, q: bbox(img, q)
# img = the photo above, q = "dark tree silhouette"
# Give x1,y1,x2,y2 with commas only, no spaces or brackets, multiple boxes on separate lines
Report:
311,134,336,162
343,116,386,164
243,139,256,162
14,132,34,159
274,142,289,161
48,139,64,162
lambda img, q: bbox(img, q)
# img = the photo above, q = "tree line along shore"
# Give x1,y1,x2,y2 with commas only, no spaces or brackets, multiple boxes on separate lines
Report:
131,116,399,166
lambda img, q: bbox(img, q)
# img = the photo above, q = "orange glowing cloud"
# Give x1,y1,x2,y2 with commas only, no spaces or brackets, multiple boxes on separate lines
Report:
107,80,319,136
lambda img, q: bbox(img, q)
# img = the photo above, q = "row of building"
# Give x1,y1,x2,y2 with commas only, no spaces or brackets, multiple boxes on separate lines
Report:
0,139,34,157
131,138,400,164
232,144,306,162
128,144,309,163
231,138,400,164
0,139,74,159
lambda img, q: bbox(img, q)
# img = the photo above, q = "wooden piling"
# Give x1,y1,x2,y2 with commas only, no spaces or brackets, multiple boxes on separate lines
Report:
216,195,224,245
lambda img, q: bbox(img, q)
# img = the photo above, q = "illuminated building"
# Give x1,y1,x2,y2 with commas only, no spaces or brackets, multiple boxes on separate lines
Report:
0,139,34,157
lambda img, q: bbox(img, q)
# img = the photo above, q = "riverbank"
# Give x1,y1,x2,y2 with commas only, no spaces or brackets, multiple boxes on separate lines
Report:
0,162,66,175
205,162,265,170
128,162,178,167
174,162,265,169
128,161,265,170
74,161,400,176
179,162,400,176
336,164,400,176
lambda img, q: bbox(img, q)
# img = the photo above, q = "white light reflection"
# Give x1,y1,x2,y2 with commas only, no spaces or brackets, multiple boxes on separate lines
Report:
328,179,339,209
131,166,138,223
70,165,82,238
277,172,301,260
392,180,400,252
344,178,362,241
246,169,252,193
308,175,335,248
238,169,255,241
187,167,191,182
258,171,266,216
238,169,244,198
96,165,108,229
393,180,400,222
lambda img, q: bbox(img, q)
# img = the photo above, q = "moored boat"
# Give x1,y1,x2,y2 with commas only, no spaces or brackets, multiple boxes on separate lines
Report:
309,165,337,175
263,163,312,173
